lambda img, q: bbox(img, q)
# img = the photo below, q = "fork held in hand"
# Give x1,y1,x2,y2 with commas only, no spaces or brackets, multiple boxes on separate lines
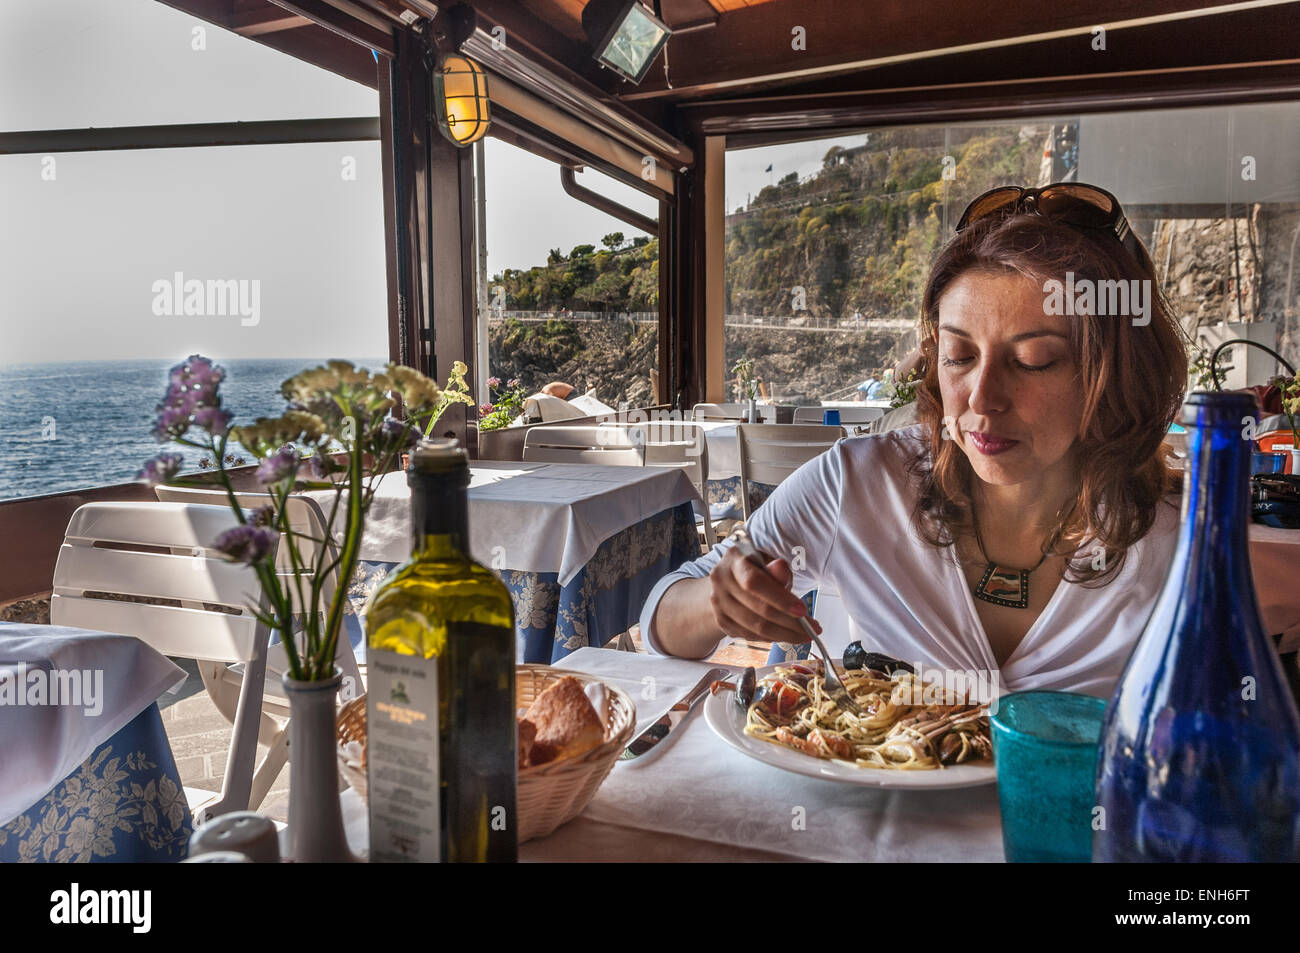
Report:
726,527,868,717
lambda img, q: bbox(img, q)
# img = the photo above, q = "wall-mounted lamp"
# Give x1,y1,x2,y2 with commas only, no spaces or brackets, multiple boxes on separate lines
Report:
581,0,672,85
434,53,490,146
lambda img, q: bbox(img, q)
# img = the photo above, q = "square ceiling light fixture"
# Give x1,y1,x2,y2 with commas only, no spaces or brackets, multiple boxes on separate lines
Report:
582,0,672,85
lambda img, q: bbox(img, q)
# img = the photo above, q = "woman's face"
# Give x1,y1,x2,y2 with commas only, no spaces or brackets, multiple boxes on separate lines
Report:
936,269,1082,489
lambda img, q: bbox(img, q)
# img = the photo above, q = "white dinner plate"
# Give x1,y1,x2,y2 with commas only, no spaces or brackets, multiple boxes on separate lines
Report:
702,662,997,790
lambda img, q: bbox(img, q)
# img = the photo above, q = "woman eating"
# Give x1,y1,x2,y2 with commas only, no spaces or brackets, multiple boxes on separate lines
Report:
639,183,1188,696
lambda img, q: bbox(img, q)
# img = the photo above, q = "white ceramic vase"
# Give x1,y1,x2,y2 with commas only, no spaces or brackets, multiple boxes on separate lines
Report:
283,669,356,863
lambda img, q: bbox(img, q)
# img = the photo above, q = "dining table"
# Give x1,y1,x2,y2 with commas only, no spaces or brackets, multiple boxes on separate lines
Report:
0,622,191,862
334,646,1004,861
305,461,703,664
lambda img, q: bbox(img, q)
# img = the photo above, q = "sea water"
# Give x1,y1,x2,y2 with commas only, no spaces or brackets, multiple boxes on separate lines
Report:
0,358,385,500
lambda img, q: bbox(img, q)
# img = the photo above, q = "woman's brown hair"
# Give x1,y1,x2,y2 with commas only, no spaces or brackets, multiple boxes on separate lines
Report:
911,211,1187,585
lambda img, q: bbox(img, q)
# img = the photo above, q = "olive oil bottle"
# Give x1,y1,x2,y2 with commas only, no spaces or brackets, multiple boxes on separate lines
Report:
366,438,517,862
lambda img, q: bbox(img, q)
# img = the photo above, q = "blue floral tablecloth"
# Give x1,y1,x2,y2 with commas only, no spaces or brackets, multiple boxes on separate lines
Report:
0,703,192,862
348,501,702,664
705,476,775,523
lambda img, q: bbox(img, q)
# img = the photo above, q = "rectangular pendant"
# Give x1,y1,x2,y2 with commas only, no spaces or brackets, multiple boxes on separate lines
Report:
974,564,1030,609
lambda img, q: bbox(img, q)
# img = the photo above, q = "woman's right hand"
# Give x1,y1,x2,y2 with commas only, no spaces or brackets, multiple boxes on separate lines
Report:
707,546,822,644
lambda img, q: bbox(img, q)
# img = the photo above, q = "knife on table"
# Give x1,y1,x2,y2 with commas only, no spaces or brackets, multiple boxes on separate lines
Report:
619,667,730,762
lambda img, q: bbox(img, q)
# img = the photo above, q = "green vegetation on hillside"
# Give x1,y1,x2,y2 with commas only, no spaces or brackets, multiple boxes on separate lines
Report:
490,124,1049,321
492,232,658,312
486,123,1051,403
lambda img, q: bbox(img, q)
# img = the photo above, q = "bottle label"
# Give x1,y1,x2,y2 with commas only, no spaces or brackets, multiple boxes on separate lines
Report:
367,648,440,863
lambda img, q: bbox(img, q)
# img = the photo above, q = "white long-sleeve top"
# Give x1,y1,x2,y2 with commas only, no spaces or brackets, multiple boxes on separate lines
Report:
638,425,1181,698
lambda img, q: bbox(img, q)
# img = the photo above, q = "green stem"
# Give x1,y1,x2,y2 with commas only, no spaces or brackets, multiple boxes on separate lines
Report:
319,441,363,680
276,480,313,680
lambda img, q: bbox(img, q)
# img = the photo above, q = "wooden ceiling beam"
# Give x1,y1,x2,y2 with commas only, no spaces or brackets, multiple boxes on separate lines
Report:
230,7,313,35
678,0,1300,137
459,0,612,90
263,0,396,56
699,61,1300,140
154,0,387,87
618,0,1300,102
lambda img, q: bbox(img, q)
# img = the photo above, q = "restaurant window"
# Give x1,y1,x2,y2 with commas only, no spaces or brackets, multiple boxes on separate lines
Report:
482,137,660,411
725,102,1300,404
0,0,386,500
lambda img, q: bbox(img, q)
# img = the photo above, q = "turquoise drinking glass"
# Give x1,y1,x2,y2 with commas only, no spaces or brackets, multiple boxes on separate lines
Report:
990,691,1107,862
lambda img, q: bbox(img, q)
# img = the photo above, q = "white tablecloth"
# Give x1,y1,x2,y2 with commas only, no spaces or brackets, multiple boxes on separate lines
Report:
0,623,187,828
306,461,699,586
523,648,1005,862
339,647,1005,862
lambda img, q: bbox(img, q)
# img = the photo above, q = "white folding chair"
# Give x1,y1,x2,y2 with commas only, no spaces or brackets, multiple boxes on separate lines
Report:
598,420,714,549
691,402,776,423
151,484,363,808
792,405,887,425
522,425,645,466
51,502,283,822
735,423,846,519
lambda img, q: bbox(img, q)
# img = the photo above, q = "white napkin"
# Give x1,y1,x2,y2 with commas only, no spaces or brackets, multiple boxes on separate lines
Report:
582,681,609,727
555,647,729,747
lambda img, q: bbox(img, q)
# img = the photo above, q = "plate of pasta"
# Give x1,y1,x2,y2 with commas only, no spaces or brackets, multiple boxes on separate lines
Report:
702,654,997,789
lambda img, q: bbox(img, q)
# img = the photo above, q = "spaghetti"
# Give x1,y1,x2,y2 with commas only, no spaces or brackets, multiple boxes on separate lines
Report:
743,662,993,769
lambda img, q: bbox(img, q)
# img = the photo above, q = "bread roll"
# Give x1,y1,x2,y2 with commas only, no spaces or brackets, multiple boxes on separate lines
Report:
517,718,537,768
523,676,605,765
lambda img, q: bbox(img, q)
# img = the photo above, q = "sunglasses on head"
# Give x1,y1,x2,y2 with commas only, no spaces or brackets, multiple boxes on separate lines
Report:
955,182,1147,265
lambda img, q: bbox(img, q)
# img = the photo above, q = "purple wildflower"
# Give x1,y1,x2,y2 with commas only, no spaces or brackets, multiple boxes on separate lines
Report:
255,446,299,485
193,405,233,436
486,376,501,388
139,453,183,485
212,524,277,565
152,354,227,441
151,404,192,441
479,403,494,416
507,378,521,389
381,417,419,450
169,355,224,404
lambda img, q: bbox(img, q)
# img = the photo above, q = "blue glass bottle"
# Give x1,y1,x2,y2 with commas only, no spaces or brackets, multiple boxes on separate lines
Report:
1094,392,1300,862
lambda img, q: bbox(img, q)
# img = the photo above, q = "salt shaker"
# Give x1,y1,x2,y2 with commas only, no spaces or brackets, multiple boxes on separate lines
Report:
188,811,281,863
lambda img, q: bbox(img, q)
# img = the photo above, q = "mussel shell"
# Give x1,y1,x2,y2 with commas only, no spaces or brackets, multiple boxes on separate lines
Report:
735,666,757,709
842,641,915,675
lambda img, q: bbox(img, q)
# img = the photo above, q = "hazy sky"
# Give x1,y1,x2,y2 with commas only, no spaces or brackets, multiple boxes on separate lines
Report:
0,0,858,364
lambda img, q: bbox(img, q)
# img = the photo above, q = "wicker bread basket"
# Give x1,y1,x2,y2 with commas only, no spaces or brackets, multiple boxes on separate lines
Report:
336,695,368,800
336,664,636,844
